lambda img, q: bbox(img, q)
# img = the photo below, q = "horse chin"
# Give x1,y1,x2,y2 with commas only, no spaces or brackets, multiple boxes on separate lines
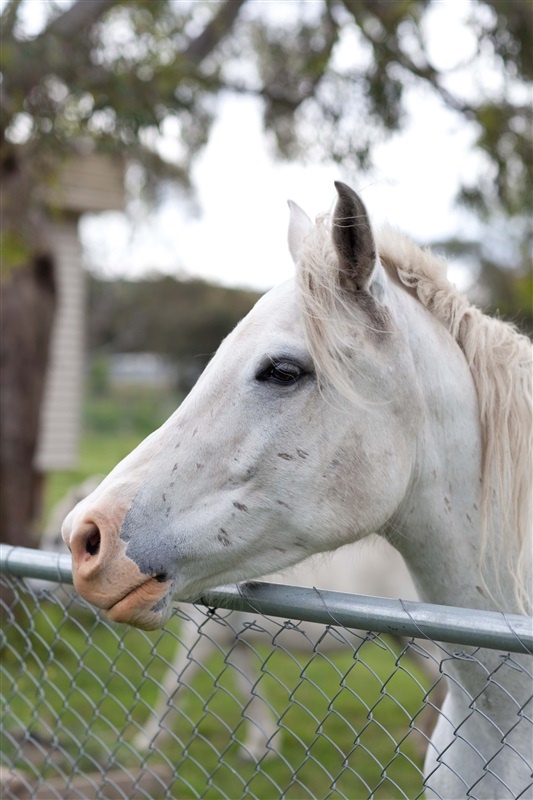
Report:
104,577,173,630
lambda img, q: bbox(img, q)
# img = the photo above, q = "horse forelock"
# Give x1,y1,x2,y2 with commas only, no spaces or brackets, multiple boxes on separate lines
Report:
296,217,532,614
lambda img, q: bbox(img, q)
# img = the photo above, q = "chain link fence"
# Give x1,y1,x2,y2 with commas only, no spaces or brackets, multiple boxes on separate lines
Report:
1,545,532,799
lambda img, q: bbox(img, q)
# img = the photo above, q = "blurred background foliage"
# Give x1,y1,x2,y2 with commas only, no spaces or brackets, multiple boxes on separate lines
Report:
2,0,532,290
85,273,261,440
4,0,530,316
87,274,260,382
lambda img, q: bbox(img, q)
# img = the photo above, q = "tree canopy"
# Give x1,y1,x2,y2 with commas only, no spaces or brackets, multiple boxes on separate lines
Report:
2,0,531,226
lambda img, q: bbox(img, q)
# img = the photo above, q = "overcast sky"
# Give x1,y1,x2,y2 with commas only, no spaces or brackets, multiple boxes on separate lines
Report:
78,0,488,291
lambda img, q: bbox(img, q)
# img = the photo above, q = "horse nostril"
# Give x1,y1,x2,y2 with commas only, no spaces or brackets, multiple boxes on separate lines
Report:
85,526,101,557
155,573,168,583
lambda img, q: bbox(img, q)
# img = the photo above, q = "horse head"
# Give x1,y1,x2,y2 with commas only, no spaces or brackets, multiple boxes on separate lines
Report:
62,183,433,629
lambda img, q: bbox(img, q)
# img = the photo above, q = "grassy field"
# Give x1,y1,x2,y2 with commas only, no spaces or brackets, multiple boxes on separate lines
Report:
3,424,434,799
2,594,431,799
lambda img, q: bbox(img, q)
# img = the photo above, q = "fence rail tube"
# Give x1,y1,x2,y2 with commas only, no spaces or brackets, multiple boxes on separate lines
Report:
2,544,531,653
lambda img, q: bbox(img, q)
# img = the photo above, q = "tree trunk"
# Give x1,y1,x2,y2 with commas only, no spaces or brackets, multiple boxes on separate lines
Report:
0,256,56,547
0,145,56,548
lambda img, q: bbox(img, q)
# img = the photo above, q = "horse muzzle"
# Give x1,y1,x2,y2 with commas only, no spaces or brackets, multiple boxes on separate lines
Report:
62,498,174,630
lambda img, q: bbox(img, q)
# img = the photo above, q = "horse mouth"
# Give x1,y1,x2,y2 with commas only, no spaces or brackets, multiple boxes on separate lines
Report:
105,577,172,629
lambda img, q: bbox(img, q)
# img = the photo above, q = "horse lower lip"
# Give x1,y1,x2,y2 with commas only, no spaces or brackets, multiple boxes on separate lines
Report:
106,578,170,624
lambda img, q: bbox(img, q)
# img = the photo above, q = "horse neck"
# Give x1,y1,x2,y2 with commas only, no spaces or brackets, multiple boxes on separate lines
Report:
382,286,533,745
386,286,517,615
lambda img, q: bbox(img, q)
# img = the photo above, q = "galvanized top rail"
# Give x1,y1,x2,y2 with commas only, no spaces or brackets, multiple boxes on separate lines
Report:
2,545,532,654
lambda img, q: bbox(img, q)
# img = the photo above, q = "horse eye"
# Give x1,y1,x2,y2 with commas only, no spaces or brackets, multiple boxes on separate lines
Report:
257,360,305,385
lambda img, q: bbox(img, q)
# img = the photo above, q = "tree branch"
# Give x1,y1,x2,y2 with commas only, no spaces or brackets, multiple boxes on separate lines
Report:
185,0,248,65
0,0,24,38
339,0,476,119
40,0,117,39
2,0,118,125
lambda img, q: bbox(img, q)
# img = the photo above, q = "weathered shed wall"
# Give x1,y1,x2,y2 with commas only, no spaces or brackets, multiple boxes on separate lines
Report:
35,154,125,471
34,219,85,471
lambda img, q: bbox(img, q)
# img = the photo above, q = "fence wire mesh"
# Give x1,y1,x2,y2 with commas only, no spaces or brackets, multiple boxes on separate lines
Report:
1,550,532,800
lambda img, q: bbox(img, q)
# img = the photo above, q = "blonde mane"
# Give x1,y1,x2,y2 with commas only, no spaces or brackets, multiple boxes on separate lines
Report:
297,217,532,614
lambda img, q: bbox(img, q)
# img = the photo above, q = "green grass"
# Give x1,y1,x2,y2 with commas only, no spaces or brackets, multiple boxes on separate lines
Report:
2,595,431,799
4,427,433,798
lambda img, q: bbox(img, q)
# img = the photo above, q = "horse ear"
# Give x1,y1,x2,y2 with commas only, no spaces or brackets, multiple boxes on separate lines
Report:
333,182,377,292
287,200,313,264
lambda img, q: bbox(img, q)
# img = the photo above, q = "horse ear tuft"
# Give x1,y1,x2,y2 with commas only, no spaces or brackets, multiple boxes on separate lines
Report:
288,200,313,264
333,182,376,292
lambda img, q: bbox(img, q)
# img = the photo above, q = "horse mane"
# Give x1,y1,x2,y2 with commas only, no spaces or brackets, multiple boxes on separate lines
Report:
297,216,532,614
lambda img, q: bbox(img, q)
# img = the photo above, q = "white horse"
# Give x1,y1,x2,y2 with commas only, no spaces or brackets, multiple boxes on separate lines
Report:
62,182,532,799
38,481,444,760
